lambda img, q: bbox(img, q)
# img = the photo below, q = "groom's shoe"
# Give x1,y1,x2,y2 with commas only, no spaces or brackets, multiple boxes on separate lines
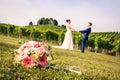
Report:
80,50,84,53
81,52,84,53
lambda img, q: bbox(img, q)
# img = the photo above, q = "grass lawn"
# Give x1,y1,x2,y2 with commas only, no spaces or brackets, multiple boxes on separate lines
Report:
0,35,120,80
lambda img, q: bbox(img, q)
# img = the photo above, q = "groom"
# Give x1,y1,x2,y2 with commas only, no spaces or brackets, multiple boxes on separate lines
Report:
79,22,92,53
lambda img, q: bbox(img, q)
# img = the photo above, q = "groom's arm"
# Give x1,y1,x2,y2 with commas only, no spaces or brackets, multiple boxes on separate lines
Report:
79,29,88,33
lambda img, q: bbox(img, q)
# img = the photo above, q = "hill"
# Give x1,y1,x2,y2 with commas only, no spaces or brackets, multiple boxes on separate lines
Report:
0,35,120,80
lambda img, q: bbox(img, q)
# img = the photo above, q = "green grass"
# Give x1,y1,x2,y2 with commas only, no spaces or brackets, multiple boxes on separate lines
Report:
0,35,120,80
51,48,120,79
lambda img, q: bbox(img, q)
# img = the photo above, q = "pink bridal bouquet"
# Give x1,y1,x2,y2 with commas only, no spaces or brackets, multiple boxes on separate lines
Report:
14,41,51,68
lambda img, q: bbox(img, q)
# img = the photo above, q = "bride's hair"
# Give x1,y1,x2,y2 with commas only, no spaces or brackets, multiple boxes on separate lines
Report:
66,19,71,22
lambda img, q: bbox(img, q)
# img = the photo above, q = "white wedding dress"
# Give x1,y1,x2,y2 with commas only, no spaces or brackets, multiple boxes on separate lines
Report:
53,25,73,50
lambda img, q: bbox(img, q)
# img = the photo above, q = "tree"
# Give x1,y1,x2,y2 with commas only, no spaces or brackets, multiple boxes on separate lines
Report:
37,17,59,26
61,25,66,28
53,19,58,26
37,19,41,25
29,21,33,26
44,18,50,24
49,18,54,25
37,17,46,25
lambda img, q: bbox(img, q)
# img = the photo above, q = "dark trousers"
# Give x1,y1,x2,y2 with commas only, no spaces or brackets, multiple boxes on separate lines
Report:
81,39,87,53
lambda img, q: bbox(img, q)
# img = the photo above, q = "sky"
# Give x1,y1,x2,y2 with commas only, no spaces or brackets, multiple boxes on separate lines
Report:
0,0,120,32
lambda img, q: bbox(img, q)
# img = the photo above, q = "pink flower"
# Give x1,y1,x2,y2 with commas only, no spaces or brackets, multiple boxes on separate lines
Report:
37,56,47,67
18,43,26,53
18,41,34,52
39,42,44,47
22,57,33,68
36,47,44,54
20,52,28,59
34,42,40,48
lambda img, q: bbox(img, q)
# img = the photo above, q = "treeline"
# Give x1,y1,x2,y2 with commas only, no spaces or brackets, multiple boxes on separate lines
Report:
0,23,120,56
29,17,58,26
29,17,66,28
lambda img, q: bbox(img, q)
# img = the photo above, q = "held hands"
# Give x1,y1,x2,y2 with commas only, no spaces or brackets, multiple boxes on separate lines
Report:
73,29,79,32
70,27,79,32
71,29,78,32
76,30,79,32
73,28,79,32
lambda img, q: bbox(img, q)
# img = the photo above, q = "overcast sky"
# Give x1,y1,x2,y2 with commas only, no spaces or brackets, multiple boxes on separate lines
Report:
0,0,120,32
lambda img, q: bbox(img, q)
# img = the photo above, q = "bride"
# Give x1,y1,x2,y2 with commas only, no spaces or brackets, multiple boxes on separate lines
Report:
53,19,76,50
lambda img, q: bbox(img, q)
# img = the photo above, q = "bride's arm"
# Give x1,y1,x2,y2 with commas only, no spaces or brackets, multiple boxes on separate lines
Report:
69,26,78,32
